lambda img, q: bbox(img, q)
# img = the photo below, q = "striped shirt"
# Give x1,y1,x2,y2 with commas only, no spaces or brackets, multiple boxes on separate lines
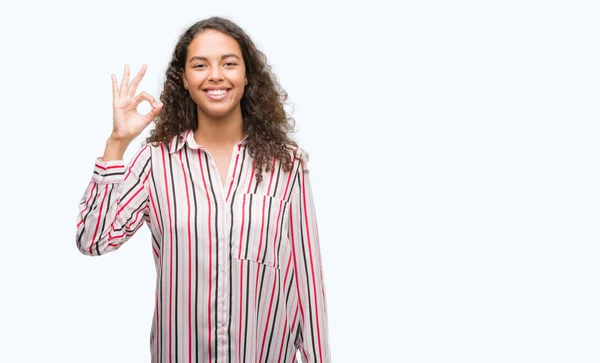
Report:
76,130,331,363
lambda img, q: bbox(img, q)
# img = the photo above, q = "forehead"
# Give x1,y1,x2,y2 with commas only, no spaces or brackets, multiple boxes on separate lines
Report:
187,30,242,58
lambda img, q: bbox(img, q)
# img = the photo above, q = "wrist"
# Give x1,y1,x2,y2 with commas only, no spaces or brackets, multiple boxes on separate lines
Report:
103,137,130,161
107,133,134,145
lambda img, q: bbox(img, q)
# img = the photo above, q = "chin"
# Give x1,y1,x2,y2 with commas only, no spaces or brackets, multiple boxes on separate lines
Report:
199,102,241,119
200,107,236,119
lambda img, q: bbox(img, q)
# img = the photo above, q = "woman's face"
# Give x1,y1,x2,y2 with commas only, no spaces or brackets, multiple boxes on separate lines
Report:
182,29,247,120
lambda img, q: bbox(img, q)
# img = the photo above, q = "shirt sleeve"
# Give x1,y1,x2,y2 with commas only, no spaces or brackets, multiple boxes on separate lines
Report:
288,158,331,363
76,144,152,256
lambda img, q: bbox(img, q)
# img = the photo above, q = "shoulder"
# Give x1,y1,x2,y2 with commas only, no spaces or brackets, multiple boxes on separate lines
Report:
282,143,308,162
283,143,310,176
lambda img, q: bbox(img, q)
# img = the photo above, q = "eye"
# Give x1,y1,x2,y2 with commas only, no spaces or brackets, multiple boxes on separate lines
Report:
224,62,238,67
192,64,206,69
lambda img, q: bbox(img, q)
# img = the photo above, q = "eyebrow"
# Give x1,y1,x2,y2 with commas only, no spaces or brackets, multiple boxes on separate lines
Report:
188,54,241,63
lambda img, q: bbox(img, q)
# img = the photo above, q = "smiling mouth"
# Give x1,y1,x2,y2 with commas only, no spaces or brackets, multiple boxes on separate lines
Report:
203,88,231,100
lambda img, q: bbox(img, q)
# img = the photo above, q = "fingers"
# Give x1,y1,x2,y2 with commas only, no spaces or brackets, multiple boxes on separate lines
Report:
128,64,147,98
131,91,158,108
144,102,164,122
119,64,130,99
111,74,118,103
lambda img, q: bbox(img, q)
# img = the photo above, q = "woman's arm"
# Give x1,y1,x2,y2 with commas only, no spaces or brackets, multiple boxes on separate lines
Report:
289,159,331,363
76,144,151,256
76,64,161,256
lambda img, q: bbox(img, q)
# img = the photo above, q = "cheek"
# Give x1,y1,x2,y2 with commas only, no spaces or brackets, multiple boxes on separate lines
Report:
188,74,206,86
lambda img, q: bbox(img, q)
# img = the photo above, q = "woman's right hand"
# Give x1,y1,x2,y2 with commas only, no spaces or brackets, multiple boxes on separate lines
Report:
110,64,163,144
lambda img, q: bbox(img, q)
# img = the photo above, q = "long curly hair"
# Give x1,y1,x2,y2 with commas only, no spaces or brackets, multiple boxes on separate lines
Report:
146,16,300,183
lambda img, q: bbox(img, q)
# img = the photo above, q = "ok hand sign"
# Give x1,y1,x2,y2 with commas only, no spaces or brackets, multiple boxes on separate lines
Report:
110,64,163,143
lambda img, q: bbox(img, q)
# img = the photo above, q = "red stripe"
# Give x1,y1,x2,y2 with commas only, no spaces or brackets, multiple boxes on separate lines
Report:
107,206,147,242
149,191,163,234
95,163,124,171
246,164,255,194
115,185,144,217
272,199,284,267
89,184,109,254
253,157,278,295
289,304,299,363
275,300,288,363
300,169,324,362
160,145,174,363
142,168,151,184
238,260,244,363
155,289,159,361
225,144,242,202
125,144,150,180
281,154,297,200
267,157,276,194
237,194,247,259
258,272,278,362
237,163,256,258
178,149,193,363
254,195,268,297
77,183,97,228
125,206,148,230
197,149,213,362
283,254,293,291
289,210,305,322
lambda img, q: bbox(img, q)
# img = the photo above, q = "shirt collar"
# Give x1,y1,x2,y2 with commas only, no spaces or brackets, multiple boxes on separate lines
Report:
168,130,248,154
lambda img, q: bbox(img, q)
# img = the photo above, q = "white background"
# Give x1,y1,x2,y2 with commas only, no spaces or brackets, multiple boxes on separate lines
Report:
1,0,599,362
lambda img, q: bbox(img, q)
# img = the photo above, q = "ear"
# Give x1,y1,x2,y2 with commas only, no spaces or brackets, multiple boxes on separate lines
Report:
181,69,189,89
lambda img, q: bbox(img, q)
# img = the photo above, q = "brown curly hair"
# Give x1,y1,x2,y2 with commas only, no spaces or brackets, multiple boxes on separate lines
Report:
146,16,300,183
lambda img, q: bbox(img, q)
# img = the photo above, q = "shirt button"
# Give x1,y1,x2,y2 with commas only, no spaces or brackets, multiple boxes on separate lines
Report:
220,298,226,304
218,328,225,335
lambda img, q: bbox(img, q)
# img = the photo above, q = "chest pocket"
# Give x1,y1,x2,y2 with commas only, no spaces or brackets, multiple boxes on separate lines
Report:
231,193,290,269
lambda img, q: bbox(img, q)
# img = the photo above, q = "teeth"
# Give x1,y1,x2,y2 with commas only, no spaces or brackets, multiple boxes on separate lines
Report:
207,89,227,95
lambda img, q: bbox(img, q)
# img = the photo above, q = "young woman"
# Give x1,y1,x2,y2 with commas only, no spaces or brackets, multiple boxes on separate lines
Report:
76,17,331,363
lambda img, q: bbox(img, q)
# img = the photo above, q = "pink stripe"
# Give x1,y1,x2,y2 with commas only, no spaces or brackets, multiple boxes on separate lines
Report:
89,184,109,254
237,194,247,259
94,163,122,171
246,164,255,194
281,154,297,200
275,303,288,363
272,199,284,267
116,186,144,217
288,305,299,363
107,206,148,242
267,157,276,194
125,144,150,180
225,144,242,202
197,149,213,362
155,289,159,361
160,145,174,363
258,272,278,362
149,191,163,234
178,149,193,363
300,169,324,362
254,195,268,297
238,259,244,363
77,183,97,228
289,210,305,322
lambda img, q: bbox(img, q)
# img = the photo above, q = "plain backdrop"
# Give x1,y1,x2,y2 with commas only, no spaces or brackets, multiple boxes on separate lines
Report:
1,0,599,362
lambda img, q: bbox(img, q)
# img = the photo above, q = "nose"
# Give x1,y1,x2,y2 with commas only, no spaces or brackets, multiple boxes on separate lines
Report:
208,66,223,82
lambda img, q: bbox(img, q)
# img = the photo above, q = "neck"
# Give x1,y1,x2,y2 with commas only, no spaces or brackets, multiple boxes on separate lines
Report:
194,107,245,147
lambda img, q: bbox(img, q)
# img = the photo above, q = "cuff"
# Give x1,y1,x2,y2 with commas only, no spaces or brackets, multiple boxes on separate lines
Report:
91,157,126,184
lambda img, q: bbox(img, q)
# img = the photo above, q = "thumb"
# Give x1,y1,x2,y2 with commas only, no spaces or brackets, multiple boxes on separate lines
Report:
145,102,163,122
